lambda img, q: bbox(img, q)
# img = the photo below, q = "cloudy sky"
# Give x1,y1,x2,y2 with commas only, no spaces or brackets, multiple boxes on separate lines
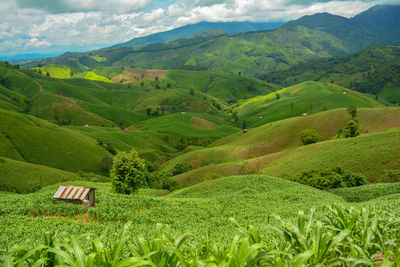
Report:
0,0,397,57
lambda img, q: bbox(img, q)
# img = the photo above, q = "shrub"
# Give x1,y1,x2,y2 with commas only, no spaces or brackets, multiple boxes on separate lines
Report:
110,149,147,194
337,119,360,138
300,128,322,145
172,163,192,176
291,167,367,190
347,105,357,119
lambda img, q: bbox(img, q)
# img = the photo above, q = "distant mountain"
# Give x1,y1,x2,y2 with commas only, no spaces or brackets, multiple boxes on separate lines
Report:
283,4,400,51
27,5,400,75
109,21,284,49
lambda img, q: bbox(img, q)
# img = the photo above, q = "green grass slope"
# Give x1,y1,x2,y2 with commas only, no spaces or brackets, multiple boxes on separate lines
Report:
137,112,240,138
0,175,344,248
0,157,80,193
236,81,382,127
172,127,400,186
262,46,400,105
166,70,279,102
3,174,400,250
0,108,111,174
162,108,400,172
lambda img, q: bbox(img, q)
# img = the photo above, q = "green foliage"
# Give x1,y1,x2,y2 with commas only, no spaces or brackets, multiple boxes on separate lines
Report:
3,204,400,266
300,128,321,145
172,163,192,176
110,149,147,194
347,104,357,118
100,155,113,172
337,119,360,138
290,167,367,190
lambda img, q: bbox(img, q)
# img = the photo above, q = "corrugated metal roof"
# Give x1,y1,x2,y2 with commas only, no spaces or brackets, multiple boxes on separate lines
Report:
54,185,92,200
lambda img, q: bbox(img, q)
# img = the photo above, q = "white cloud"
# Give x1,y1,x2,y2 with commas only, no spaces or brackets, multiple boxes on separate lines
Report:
24,38,52,48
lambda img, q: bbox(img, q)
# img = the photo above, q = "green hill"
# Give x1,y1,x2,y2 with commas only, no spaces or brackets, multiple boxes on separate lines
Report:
261,46,400,105
0,108,111,174
162,108,400,173
0,157,81,193
172,126,400,187
235,81,382,127
137,112,240,138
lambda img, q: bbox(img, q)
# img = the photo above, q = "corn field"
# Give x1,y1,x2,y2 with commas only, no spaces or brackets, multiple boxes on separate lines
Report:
2,204,400,267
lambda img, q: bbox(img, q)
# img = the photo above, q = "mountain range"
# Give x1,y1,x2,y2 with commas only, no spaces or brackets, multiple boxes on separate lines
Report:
27,5,400,76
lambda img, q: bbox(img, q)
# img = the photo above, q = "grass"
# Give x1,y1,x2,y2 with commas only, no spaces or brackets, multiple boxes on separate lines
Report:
84,71,113,83
0,108,111,175
172,127,400,186
0,157,80,193
0,175,344,248
236,81,382,127
331,182,400,202
2,175,400,252
32,64,72,79
137,112,240,138
163,108,400,173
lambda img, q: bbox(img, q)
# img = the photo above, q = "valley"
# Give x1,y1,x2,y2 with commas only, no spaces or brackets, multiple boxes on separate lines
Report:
1,3,400,266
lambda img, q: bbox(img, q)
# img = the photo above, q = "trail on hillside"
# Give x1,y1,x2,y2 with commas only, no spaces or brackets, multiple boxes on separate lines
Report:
34,80,43,92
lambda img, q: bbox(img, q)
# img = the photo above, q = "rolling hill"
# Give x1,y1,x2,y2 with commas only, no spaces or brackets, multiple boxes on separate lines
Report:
260,45,400,105
163,108,400,175
235,81,382,127
171,126,400,187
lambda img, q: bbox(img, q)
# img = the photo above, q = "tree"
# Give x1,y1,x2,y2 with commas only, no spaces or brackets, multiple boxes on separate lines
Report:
242,120,247,129
301,129,322,145
146,107,152,115
337,119,360,138
276,93,280,100
347,105,357,119
101,155,113,172
172,163,192,176
110,149,147,194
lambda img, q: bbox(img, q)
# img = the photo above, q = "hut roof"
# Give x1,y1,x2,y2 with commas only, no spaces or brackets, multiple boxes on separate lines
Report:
53,185,93,200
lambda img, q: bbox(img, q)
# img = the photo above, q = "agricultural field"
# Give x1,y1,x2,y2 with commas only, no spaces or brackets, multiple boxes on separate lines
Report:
1,5,400,265
2,176,400,265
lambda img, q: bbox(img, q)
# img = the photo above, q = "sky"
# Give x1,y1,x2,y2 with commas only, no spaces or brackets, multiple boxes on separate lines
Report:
0,0,397,58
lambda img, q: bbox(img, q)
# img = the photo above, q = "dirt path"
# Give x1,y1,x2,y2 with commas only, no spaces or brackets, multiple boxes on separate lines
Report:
26,117,40,127
34,80,43,92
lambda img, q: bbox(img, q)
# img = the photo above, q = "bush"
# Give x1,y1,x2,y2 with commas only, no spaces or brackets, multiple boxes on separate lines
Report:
291,167,367,190
300,129,322,145
172,163,192,176
337,119,360,138
110,149,148,194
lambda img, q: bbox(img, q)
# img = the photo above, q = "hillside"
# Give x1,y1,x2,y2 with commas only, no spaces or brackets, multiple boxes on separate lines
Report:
172,126,400,187
110,21,283,49
2,175,400,251
0,175,345,247
162,108,400,173
0,157,81,193
27,5,400,75
137,112,240,138
261,46,400,105
235,81,382,127
0,108,111,174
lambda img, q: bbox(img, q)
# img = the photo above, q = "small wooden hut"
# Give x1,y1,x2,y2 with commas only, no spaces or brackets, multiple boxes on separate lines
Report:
53,185,95,207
